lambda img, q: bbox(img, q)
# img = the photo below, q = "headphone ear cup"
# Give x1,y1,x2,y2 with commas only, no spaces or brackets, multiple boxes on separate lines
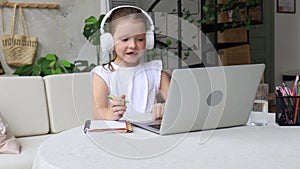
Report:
145,30,154,49
100,33,114,54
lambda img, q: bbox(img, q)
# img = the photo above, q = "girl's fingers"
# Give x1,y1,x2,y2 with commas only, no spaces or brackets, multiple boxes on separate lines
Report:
113,105,127,112
109,95,127,106
120,94,126,100
152,103,164,120
160,103,165,117
112,105,127,116
108,94,127,119
151,105,156,120
111,100,125,106
154,104,158,119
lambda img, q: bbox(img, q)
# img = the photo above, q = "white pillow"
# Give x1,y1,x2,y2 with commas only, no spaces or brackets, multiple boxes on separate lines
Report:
0,112,20,154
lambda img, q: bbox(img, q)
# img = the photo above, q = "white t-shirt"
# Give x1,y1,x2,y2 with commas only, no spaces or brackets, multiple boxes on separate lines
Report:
91,60,162,118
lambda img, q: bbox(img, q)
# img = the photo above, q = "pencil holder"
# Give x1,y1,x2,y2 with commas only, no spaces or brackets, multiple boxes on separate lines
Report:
276,96,300,126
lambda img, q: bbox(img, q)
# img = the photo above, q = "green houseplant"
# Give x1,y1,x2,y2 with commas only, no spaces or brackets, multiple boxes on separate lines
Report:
13,54,76,77
83,14,105,65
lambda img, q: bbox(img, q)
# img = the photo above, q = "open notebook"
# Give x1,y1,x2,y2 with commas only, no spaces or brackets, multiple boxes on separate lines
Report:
83,120,133,133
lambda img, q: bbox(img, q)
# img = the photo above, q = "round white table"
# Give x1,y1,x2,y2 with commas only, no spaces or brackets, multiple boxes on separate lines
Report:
33,114,300,169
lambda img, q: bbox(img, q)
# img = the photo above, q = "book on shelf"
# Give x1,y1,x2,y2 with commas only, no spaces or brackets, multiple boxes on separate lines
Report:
83,120,133,133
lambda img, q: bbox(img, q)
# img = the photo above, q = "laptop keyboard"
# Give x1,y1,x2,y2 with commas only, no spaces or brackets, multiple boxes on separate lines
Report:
149,124,161,130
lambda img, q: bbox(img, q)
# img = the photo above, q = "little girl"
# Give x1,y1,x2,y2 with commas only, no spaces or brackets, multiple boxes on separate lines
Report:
91,6,170,121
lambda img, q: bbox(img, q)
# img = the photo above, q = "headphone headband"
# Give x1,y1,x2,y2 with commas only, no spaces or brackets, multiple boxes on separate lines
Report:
99,5,155,57
100,5,154,34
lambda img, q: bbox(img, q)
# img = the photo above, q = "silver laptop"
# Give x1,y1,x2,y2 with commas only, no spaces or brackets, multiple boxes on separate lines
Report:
131,64,265,135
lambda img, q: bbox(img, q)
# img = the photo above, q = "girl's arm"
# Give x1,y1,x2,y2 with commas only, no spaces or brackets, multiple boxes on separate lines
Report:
92,74,126,120
159,70,171,100
152,70,171,120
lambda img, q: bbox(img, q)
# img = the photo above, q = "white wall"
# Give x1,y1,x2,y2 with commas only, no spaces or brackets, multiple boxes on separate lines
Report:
275,1,300,86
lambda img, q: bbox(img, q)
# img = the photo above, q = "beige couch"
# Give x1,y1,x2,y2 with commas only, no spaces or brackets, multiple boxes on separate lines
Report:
0,72,92,169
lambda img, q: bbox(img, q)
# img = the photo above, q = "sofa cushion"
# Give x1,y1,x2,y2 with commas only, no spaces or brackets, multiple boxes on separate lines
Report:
0,134,51,169
0,76,49,137
43,73,93,133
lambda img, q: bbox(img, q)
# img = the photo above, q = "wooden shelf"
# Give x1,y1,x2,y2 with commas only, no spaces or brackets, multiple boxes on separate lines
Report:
1,2,60,9
217,42,248,49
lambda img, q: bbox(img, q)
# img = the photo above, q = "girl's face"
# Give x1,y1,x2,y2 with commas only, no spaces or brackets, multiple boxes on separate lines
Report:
112,19,146,67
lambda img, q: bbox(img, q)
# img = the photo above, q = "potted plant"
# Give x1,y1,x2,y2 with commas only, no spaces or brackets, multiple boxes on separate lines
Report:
83,14,105,65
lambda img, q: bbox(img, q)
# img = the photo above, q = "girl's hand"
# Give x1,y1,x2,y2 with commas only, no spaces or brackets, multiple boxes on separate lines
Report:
109,94,127,120
152,103,165,120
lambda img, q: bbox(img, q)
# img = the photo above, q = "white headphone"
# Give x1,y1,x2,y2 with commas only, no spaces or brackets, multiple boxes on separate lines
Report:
100,5,155,56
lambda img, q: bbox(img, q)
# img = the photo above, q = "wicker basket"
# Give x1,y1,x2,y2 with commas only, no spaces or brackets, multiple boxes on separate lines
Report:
1,5,37,67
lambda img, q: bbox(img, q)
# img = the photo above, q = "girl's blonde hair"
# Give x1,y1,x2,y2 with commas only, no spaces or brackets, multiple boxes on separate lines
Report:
103,7,148,71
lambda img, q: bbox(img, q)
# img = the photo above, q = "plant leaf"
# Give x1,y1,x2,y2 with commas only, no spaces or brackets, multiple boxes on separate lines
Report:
13,65,33,76
165,39,172,47
31,65,41,76
49,61,56,67
45,54,57,61
61,60,71,68
83,14,105,45
37,57,46,64
84,16,97,24
65,64,75,73
56,67,63,74
41,67,51,76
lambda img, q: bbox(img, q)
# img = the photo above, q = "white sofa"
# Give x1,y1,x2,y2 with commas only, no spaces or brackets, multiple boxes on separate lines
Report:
0,72,93,169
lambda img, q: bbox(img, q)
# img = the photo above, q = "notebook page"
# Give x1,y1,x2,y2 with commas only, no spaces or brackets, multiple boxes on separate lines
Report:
90,120,127,129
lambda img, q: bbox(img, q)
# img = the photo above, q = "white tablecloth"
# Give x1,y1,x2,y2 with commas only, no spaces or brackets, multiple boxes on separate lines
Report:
33,114,300,169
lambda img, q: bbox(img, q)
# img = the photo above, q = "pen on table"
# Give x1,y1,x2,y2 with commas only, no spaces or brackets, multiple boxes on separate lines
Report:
108,95,129,103
83,120,91,134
